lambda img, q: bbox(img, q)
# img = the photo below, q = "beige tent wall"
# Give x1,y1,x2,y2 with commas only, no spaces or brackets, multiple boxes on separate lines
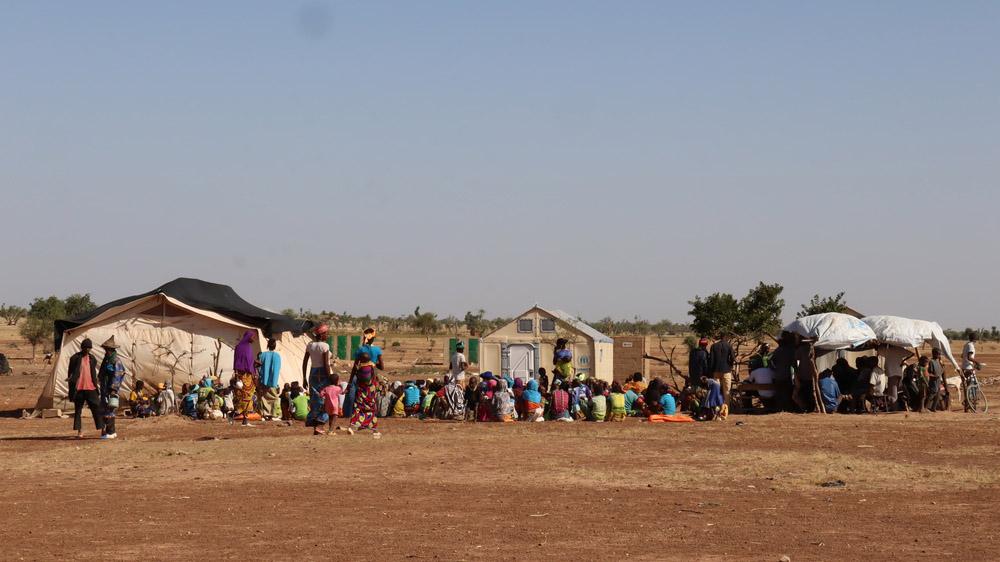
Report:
40,294,307,411
273,331,308,388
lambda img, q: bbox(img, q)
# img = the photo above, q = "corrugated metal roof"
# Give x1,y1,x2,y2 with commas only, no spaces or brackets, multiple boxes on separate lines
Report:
540,307,614,343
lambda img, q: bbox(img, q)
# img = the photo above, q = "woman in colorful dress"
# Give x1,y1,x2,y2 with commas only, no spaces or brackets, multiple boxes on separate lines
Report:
349,351,381,436
233,330,259,426
345,328,383,420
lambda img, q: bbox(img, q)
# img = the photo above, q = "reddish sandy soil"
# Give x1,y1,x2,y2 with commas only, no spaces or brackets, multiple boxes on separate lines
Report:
2,368,1000,562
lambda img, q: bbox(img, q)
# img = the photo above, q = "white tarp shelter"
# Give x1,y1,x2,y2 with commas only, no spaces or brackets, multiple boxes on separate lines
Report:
861,315,961,371
783,313,877,350
38,278,311,411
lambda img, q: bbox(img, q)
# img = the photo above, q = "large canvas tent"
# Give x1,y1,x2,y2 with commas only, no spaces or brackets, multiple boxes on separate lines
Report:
38,278,312,411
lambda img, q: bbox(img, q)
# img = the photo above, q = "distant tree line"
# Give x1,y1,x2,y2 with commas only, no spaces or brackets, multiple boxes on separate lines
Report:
278,307,691,338
943,327,1000,343
278,307,514,337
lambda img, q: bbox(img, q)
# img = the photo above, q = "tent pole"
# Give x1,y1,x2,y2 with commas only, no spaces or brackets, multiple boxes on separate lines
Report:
811,345,825,414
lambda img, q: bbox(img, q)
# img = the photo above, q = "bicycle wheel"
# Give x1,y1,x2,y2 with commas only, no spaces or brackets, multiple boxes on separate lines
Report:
967,385,988,413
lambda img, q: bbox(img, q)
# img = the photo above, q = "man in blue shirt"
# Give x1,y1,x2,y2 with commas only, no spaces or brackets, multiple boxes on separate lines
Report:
818,370,841,414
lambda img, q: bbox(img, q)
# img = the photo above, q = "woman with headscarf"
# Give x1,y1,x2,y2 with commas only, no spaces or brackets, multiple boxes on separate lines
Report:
512,378,526,419
477,376,497,422
233,330,258,426
349,350,381,435
492,379,516,422
345,328,383,420
522,379,544,422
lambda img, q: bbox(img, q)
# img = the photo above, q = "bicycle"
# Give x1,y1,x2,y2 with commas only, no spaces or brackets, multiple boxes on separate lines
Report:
964,364,989,414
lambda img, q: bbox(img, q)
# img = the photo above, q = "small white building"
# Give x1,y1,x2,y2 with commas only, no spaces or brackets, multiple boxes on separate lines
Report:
479,306,614,382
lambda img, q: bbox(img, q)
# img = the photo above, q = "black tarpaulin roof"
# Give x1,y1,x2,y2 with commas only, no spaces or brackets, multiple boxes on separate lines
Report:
54,278,311,349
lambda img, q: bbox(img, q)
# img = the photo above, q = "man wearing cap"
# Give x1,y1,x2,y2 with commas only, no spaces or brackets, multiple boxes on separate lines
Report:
449,341,468,387
98,336,126,438
67,338,104,439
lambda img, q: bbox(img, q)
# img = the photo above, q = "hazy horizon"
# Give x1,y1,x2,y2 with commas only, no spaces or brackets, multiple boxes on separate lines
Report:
3,2,998,328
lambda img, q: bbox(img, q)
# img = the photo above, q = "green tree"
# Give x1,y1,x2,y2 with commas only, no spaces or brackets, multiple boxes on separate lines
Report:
28,296,66,322
280,308,298,318
688,293,741,338
410,307,439,335
19,317,50,360
651,319,675,337
63,293,97,319
0,304,26,326
689,282,785,372
738,282,785,339
797,292,848,318
464,309,487,336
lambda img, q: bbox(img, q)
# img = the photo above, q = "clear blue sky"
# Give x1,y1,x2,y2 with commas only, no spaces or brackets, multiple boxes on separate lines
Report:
3,1,998,327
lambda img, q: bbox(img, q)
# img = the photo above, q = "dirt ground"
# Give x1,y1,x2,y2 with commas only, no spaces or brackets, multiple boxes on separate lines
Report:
4,323,1000,561
2,370,1000,562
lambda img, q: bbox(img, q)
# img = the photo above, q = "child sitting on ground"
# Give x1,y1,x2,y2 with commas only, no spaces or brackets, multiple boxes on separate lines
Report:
279,383,292,421
590,380,608,422
290,384,309,422
464,375,481,421
608,381,626,422
391,382,407,417
571,378,592,420
420,380,439,419
319,373,344,432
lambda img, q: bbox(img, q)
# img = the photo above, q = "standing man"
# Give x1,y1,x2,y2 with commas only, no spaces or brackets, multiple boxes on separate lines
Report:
688,337,710,389
962,333,981,412
97,336,125,439
926,348,946,411
67,338,104,439
709,333,735,408
449,341,468,387
258,338,282,421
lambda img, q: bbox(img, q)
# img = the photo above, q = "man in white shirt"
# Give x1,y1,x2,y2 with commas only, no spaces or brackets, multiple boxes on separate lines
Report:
449,341,468,387
746,366,777,411
879,345,913,411
962,333,981,412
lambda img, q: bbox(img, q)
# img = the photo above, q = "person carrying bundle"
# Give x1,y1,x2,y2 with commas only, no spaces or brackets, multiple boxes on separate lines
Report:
553,338,574,381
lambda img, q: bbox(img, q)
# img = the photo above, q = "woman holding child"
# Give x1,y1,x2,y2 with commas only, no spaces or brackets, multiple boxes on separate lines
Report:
349,350,381,435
